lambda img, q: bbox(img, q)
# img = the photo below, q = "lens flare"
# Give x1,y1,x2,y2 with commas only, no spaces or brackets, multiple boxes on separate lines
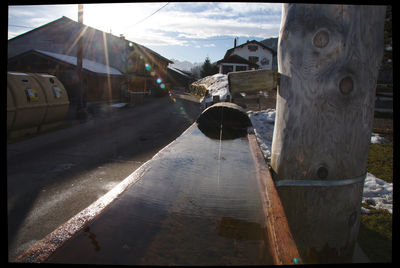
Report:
145,64,151,71
156,78,162,84
160,83,165,89
167,93,195,124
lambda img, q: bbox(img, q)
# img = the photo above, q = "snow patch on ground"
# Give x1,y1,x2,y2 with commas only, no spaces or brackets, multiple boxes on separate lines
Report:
111,103,128,108
363,173,393,213
247,109,393,213
247,109,275,159
370,132,389,144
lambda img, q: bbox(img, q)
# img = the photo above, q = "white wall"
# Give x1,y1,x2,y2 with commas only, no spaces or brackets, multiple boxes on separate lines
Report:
232,43,273,69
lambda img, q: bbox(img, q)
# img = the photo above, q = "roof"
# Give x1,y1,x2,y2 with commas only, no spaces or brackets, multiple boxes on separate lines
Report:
224,40,276,58
8,16,172,66
216,54,259,68
14,49,122,75
167,66,192,78
127,40,173,65
8,16,73,42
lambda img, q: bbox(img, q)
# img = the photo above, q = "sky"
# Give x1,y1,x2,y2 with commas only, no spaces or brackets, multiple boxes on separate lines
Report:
8,2,282,64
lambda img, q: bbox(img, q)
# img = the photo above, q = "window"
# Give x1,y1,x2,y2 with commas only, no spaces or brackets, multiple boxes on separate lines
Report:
248,45,258,52
235,65,247,72
260,57,270,66
248,56,259,64
222,65,233,74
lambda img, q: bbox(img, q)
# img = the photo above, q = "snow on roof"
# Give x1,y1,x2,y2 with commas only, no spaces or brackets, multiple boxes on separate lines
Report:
193,73,230,105
35,49,122,76
168,66,191,78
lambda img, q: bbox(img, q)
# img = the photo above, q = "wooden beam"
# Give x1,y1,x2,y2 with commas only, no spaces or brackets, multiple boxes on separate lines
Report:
248,133,302,265
228,69,279,94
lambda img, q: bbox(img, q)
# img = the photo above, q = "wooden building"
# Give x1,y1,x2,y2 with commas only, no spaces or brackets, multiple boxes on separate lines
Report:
7,16,172,104
8,49,123,103
166,66,195,91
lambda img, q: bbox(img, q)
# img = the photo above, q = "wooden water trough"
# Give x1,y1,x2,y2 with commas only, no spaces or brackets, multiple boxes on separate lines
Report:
14,102,301,265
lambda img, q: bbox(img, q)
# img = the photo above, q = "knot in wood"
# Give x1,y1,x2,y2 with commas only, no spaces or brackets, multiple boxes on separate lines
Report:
348,211,357,227
317,166,328,179
283,28,289,41
313,30,329,48
339,76,354,95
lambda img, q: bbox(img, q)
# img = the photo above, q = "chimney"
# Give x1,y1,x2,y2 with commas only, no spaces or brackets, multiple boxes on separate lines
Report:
234,38,237,48
78,4,83,24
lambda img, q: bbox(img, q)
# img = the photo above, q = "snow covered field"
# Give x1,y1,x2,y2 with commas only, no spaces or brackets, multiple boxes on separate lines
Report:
195,73,393,214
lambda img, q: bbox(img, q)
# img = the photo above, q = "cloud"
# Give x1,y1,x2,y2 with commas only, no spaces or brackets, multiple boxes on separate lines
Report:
8,29,26,39
8,7,36,18
127,30,191,47
9,5,77,26
83,2,282,46
8,3,282,48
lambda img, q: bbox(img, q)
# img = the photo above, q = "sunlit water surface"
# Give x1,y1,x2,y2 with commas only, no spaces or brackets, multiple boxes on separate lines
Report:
47,125,273,265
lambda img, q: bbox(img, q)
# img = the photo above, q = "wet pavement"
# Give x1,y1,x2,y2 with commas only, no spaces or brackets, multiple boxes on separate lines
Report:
7,93,201,261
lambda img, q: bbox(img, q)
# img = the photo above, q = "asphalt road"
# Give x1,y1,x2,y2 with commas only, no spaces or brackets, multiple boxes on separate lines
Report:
7,93,201,261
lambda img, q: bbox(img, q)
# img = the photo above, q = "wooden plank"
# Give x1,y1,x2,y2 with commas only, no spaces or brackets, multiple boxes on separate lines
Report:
228,69,279,94
248,133,302,265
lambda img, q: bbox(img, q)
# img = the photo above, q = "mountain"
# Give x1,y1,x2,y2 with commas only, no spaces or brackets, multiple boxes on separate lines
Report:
169,58,202,72
260,37,278,71
260,37,278,52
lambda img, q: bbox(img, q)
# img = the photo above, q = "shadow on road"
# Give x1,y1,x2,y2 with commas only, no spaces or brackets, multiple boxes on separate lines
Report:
7,94,201,260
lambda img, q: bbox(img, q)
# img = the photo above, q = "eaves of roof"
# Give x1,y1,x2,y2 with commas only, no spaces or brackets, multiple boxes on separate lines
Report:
10,49,122,76
216,54,259,68
167,66,191,78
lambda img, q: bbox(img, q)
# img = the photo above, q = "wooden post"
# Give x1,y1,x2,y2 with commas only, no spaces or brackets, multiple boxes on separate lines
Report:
270,4,386,263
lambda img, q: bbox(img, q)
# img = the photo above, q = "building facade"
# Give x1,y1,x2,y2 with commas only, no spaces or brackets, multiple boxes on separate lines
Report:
8,49,123,104
217,40,276,74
